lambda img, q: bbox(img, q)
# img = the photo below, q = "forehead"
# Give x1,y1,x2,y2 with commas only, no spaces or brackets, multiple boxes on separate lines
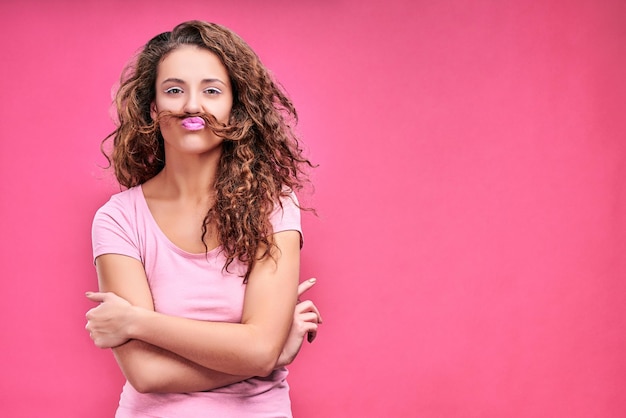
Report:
157,45,230,84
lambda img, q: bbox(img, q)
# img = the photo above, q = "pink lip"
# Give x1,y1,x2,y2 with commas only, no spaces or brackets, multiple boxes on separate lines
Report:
181,117,205,131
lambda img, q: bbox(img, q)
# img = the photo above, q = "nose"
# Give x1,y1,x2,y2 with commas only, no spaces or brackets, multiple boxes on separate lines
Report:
183,92,201,114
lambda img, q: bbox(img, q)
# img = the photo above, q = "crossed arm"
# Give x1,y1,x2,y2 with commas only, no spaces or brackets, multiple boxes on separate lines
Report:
85,230,322,393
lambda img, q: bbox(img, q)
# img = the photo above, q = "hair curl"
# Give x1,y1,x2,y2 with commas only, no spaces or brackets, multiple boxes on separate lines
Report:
102,21,313,281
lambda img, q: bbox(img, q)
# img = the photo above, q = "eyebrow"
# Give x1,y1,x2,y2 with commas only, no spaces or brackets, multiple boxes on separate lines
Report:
161,77,227,86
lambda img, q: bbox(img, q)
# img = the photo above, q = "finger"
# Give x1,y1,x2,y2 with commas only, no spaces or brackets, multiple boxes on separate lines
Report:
298,322,318,337
85,291,107,303
295,312,320,344
297,278,317,297
296,312,320,323
295,299,323,324
85,307,97,321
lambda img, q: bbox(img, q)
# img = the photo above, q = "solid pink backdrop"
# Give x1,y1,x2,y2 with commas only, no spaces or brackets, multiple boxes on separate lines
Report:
1,0,625,417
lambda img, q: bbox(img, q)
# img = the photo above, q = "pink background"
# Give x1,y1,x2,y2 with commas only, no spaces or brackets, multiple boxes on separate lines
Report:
1,0,625,416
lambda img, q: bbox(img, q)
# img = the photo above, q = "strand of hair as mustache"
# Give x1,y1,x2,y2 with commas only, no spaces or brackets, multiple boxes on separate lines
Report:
143,110,252,141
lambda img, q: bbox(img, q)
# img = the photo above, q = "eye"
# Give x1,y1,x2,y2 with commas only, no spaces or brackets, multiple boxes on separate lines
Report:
204,87,222,95
164,87,183,94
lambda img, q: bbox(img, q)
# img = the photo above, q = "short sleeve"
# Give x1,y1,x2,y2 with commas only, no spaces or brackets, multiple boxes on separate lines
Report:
92,194,142,263
270,190,303,244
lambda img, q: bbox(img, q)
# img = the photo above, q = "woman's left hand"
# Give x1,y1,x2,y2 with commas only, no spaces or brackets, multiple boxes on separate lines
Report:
275,278,323,368
85,291,136,348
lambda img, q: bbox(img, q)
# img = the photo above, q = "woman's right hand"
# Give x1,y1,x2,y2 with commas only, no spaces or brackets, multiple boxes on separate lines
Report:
276,278,323,368
85,291,137,348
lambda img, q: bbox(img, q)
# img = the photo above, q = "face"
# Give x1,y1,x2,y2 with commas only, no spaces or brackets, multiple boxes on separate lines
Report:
151,45,233,156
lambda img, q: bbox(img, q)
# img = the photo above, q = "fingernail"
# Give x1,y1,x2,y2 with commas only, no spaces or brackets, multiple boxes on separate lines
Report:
309,278,316,283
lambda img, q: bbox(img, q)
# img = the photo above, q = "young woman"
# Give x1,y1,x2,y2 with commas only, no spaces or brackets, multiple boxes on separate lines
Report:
84,21,321,417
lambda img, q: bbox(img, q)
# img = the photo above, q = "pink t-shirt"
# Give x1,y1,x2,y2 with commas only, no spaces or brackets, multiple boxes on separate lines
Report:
92,185,301,418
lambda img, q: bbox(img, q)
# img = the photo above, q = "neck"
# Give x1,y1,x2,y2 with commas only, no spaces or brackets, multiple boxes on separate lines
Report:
154,149,221,201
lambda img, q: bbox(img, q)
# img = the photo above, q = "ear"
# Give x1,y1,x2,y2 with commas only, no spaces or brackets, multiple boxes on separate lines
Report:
150,102,157,120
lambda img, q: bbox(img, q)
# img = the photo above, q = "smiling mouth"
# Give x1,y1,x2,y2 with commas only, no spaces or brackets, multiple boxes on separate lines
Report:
181,117,206,131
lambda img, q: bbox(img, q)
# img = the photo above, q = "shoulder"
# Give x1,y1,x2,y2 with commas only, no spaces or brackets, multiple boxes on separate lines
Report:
92,186,145,262
269,189,302,237
97,186,141,212
94,186,142,223
272,188,300,217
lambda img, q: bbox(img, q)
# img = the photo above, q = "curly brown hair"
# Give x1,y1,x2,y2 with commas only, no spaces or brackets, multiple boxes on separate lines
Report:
103,21,313,281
